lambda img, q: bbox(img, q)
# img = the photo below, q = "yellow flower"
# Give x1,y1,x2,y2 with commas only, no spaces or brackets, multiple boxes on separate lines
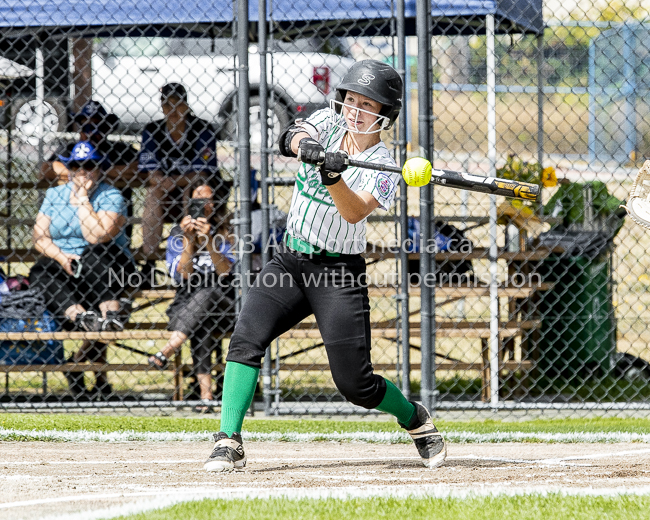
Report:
541,166,557,188
520,205,534,218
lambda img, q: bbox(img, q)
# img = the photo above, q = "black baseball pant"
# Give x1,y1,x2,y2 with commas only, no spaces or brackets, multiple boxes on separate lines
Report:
167,284,236,375
226,243,387,409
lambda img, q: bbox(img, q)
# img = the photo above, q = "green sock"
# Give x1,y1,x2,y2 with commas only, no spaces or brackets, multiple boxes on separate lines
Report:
219,361,260,437
375,379,416,426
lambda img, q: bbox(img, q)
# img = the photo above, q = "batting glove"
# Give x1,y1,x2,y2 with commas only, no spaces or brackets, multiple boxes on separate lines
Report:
297,138,325,165
319,152,348,186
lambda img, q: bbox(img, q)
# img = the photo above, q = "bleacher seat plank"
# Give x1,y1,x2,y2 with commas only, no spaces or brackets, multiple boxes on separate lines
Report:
0,331,172,341
134,290,177,299
0,363,153,373
363,246,560,262
0,360,533,374
368,283,553,298
275,361,533,371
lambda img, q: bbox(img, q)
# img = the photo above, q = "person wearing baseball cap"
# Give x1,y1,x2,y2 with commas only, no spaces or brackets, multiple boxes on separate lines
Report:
30,140,135,400
138,82,224,284
40,100,139,185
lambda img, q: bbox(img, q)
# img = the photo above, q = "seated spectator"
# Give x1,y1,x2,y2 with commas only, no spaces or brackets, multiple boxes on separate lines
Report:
40,100,139,186
149,178,235,413
30,141,135,399
138,83,224,283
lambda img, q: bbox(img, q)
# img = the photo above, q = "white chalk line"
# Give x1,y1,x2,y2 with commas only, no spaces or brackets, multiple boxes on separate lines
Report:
4,427,650,444
4,447,650,468
537,447,650,465
19,484,650,520
0,454,596,467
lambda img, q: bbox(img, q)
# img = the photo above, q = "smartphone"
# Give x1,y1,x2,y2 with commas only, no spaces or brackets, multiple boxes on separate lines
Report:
188,198,207,219
70,259,82,278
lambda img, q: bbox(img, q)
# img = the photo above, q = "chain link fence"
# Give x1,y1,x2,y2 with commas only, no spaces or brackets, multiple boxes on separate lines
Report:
0,0,648,415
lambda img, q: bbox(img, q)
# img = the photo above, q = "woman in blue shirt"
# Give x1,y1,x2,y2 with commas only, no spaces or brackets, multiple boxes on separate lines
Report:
29,141,134,398
30,141,133,330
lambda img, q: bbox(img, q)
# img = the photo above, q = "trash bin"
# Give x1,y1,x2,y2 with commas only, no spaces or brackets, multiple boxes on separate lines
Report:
535,251,615,382
534,180,624,384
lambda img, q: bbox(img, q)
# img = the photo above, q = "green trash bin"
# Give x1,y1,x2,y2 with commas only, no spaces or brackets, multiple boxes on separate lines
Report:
536,253,615,383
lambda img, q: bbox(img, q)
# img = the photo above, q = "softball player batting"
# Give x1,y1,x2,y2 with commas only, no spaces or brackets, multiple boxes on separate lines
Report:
204,60,446,472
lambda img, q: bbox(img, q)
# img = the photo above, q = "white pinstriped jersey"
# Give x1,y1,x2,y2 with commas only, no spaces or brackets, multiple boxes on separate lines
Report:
286,108,400,254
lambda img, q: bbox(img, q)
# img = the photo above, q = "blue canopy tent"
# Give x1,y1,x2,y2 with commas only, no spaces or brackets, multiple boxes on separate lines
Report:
0,1,542,37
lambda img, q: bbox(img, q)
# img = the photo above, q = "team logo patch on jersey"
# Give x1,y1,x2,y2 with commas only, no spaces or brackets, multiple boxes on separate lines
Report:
376,173,395,198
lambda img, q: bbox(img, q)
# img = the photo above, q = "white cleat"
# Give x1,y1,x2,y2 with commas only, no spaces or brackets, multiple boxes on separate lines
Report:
204,432,247,472
401,401,447,468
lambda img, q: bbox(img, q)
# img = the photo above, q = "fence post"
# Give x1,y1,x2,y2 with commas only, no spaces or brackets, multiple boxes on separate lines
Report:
588,37,596,163
486,13,500,409
417,0,435,412
258,0,274,416
237,0,252,299
622,23,637,162
71,38,93,113
35,44,44,166
396,0,410,400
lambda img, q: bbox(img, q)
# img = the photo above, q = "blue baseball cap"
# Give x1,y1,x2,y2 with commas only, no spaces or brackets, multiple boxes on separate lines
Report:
59,141,104,168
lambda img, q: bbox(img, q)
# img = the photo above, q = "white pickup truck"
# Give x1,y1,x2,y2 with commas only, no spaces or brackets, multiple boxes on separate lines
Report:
9,36,355,145
92,37,355,144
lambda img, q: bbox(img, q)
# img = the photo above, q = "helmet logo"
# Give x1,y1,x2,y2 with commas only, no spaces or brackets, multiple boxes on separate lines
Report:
357,73,376,86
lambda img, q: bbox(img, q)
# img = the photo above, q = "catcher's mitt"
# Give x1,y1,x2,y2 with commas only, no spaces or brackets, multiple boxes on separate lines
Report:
622,160,650,229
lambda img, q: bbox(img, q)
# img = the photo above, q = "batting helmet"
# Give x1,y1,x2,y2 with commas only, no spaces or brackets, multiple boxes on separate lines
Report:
334,60,403,130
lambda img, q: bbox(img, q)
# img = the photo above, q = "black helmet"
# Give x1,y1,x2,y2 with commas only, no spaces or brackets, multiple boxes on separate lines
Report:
334,60,403,130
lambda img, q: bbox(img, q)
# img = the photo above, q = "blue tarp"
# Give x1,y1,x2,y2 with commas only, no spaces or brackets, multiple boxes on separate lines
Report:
0,0,543,35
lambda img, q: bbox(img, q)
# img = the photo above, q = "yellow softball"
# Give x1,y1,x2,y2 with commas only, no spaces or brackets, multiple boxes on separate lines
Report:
402,157,432,187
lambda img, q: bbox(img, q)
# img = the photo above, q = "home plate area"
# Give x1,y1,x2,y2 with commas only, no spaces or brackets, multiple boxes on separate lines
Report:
2,442,650,519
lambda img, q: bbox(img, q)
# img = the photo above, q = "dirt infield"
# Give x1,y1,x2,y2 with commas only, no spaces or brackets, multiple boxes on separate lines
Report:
3,441,650,519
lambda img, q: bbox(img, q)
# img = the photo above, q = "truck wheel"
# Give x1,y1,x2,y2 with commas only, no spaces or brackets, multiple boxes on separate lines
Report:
12,97,67,144
219,95,290,149
614,352,650,383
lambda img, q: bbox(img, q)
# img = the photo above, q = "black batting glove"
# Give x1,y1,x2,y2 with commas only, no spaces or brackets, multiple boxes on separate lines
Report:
297,138,325,165
324,151,349,173
319,152,348,186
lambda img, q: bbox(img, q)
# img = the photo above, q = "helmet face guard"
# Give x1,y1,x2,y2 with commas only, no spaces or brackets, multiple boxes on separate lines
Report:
328,98,389,135
332,60,403,132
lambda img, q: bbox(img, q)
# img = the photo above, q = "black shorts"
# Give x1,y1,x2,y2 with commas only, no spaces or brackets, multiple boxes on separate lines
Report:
167,283,235,374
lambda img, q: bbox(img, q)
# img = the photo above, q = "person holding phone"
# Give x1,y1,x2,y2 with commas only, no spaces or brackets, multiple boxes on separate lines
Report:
148,178,235,413
30,141,135,399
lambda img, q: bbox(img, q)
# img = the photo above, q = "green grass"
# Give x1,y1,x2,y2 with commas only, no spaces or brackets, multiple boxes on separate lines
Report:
114,495,650,520
3,413,650,438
